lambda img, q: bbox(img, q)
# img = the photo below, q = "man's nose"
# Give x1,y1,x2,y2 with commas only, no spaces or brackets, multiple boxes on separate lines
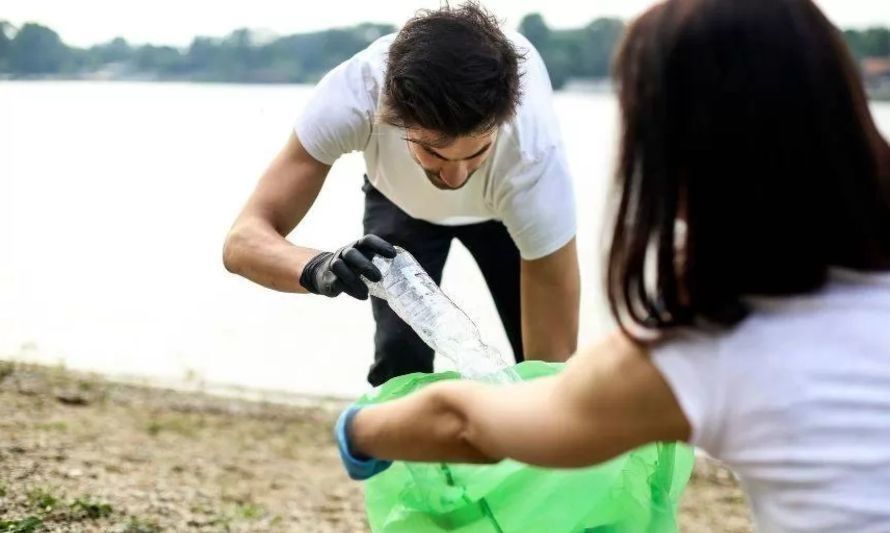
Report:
439,163,468,188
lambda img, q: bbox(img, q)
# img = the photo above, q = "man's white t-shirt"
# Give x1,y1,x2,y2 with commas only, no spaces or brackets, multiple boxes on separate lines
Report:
652,270,890,532
295,32,576,260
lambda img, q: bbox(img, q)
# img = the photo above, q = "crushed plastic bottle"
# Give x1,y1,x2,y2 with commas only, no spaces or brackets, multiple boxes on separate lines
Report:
364,247,520,384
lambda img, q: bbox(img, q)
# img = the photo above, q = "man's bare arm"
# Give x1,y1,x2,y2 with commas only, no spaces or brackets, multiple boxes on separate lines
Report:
223,132,331,292
520,238,581,362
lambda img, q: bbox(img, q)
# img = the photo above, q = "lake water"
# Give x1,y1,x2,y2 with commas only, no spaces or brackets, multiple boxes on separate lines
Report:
2,81,889,398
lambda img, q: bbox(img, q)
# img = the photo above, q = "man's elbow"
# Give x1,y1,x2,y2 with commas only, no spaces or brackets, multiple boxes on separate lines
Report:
222,226,247,275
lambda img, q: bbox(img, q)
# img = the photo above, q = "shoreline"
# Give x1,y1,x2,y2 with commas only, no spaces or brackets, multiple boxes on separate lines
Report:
2,78,888,102
0,360,753,532
0,352,361,408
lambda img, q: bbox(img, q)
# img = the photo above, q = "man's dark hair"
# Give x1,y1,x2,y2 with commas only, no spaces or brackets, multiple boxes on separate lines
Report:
608,0,890,338
380,2,523,143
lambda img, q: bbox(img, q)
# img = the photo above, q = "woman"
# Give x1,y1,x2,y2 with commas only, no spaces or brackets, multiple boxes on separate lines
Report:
336,0,890,530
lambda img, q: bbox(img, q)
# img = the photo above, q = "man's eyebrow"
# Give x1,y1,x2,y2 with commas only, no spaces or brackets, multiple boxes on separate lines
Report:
406,139,493,161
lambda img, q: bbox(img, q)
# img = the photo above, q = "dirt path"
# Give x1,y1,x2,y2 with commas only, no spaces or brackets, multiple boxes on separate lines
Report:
0,361,752,532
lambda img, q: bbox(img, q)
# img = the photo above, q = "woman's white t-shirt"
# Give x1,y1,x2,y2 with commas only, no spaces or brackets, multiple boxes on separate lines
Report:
653,270,890,532
294,32,576,261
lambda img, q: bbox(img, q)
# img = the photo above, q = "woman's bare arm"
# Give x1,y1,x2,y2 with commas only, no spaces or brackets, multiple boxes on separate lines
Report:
350,333,691,467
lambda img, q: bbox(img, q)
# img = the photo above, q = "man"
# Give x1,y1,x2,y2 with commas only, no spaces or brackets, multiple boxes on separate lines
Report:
223,3,580,386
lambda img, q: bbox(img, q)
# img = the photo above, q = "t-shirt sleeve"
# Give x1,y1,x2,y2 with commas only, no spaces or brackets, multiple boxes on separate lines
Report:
495,148,577,260
294,51,377,166
493,32,577,261
650,331,725,452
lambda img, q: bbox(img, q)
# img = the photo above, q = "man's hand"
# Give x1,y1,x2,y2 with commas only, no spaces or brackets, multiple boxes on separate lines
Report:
299,235,397,300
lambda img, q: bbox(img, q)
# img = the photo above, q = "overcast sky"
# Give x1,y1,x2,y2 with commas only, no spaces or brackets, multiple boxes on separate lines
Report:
3,0,889,48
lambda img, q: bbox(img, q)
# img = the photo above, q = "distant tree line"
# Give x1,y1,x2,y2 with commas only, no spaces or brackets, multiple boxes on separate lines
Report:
843,28,890,62
0,21,396,83
519,14,625,89
0,16,888,89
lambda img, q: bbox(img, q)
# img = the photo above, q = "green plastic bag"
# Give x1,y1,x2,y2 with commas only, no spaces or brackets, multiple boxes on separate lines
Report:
356,361,694,533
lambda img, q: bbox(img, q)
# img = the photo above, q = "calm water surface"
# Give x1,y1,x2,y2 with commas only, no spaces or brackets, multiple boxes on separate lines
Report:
2,81,888,397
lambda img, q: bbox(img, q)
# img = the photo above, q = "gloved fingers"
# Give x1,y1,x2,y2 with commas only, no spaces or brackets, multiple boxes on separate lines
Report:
342,248,383,282
356,235,397,259
331,258,369,300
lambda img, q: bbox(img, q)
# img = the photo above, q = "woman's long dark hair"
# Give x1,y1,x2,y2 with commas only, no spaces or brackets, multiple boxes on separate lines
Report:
608,0,890,338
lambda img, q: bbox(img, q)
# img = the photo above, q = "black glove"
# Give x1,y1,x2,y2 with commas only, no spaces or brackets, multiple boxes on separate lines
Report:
299,235,397,300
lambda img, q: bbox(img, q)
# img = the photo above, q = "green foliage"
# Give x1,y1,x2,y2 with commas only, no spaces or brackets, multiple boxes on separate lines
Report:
0,19,389,83
134,45,183,75
0,360,13,382
26,487,59,512
9,23,69,74
0,22,394,83
518,14,890,90
145,413,201,437
0,21,11,71
0,16,886,89
578,18,625,78
0,517,43,533
845,27,890,58
93,37,131,64
35,421,68,432
518,14,550,48
121,517,162,533
70,497,113,519
519,14,625,89
234,503,264,520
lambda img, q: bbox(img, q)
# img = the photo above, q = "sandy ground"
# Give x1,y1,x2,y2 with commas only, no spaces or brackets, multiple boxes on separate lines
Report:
0,361,753,532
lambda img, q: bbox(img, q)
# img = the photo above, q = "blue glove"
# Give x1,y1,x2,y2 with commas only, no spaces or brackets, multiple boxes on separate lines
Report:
335,405,392,481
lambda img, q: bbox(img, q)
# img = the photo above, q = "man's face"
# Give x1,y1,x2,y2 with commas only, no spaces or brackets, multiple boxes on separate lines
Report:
404,127,497,190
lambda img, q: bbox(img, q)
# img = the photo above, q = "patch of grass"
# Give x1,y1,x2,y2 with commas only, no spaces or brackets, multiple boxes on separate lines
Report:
0,361,13,382
35,421,68,432
210,514,233,531
70,497,113,519
120,517,161,533
189,503,212,515
27,487,59,512
205,500,264,529
145,414,200,437
0,516,43,533
145,420,163,436
235,503,264,520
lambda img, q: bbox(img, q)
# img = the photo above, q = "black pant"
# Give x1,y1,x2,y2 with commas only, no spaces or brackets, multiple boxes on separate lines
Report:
362,178,524,386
